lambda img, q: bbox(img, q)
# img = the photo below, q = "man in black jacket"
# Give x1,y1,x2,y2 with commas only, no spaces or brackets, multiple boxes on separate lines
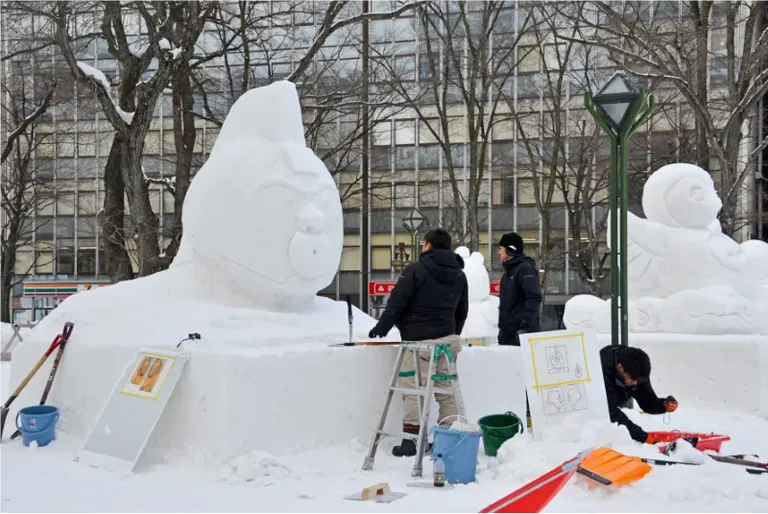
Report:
368,228,469,457
497,232,542,346
601,344,678,444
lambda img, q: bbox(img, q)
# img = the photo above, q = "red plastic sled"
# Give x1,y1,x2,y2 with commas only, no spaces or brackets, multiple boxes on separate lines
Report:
648,431,731,454
480,448,592,513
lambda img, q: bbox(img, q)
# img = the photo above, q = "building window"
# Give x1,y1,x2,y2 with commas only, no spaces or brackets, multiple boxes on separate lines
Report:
77,248,97,276
57,249,74,275
419,54,438,81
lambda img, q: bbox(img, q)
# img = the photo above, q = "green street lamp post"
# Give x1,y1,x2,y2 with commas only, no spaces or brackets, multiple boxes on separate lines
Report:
402,207,426,261
585,72,655,347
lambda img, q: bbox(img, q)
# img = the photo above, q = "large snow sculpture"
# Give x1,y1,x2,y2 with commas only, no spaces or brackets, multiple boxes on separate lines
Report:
563,163,768,335
173,80,344,311
24,81,385,347
455,246,499,339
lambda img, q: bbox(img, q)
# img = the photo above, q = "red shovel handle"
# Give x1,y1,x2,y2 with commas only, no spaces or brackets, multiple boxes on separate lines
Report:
44,335,63,357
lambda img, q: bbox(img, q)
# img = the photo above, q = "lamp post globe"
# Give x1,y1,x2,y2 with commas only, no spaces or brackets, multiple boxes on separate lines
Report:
592,72,641,136
402,208,425,262
402,207,425,234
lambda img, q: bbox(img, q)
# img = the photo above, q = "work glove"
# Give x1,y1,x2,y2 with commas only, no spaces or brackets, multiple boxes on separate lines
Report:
663,395,678,412
645,434,660,445
368,327,381,339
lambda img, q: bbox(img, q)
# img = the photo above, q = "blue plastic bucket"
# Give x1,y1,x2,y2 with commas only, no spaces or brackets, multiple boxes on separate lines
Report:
431,425,482,484
15,405,59,447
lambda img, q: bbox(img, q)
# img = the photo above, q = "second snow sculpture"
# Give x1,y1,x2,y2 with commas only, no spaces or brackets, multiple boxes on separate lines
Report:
563,163,768,336
455,246,499,340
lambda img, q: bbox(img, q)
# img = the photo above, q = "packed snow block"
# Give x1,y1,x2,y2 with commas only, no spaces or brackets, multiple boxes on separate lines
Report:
598,334,768,419
9,340,526,466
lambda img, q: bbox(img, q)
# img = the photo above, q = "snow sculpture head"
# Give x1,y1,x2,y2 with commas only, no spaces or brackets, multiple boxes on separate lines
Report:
180,81,343,311
455,246,490,302
641,163,722,229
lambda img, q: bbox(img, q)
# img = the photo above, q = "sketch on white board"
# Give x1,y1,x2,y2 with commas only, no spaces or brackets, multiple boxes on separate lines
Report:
546,345,570,374
541,383,589,416
543,387,565,415
528,332,590,388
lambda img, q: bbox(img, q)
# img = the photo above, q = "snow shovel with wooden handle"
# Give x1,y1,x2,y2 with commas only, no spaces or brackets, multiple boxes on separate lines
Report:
0,330,66,439
9,322,73,441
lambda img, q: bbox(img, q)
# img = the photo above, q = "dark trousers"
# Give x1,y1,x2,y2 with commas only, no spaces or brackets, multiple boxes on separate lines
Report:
497,333,521,346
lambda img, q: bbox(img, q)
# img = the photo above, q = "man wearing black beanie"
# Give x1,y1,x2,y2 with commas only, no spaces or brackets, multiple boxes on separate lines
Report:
497,232,542,430
496,232,542,346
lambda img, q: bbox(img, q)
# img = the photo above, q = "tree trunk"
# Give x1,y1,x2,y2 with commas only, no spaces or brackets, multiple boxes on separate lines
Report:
163,64,196,264
466,185,480,251
122,131,161,277
693,1,712,169
102,135,134,282
1,248,15,323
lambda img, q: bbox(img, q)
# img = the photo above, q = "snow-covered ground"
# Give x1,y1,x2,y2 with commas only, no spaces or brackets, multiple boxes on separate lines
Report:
2,359,767,512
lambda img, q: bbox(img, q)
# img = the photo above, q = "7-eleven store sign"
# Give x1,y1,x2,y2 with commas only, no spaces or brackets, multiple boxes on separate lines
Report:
370,281,501,296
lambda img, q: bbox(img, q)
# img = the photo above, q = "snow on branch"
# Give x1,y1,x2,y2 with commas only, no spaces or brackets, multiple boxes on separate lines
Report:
76,61,111,91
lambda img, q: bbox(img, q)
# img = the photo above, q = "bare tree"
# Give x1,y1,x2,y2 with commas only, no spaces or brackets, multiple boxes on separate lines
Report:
9,1,217,280
0,62,57,322
155,1,425,262
372,1,540,250
563,0,768,238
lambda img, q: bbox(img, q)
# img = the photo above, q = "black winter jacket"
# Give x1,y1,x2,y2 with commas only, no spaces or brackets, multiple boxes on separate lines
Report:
497,255,541,343
373,249,469,342
601,345,667,443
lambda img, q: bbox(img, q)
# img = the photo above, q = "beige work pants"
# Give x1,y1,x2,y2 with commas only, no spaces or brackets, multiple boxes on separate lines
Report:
399,334,462,427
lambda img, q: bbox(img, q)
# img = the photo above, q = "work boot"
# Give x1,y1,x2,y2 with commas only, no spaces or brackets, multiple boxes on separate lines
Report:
392,424,432,457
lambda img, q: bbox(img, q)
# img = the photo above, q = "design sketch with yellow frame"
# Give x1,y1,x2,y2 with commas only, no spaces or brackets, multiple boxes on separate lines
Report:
120,352,176,400
527,331,592,390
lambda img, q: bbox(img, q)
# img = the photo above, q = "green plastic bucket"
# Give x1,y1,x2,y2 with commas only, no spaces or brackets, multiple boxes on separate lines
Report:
477,411,524,457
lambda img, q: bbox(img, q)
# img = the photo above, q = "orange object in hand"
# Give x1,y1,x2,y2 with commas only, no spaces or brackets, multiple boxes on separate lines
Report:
645,434,659,445
664,395,678,412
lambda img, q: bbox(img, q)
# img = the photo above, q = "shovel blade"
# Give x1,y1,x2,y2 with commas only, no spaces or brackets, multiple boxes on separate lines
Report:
579,447,652,486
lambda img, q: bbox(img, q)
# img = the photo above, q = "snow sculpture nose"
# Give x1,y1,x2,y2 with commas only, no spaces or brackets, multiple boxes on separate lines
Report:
296,204,326,234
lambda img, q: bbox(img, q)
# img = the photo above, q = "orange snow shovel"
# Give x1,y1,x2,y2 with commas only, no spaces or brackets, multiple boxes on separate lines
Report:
577,447,653,486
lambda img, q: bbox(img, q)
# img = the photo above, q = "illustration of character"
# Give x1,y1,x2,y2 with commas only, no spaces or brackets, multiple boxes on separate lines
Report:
139,358,165,393
130,357,152,386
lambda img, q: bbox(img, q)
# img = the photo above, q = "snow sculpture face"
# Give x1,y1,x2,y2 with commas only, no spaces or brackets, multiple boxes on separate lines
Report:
180,81,343,310
455,246,490,302
641,163,722,229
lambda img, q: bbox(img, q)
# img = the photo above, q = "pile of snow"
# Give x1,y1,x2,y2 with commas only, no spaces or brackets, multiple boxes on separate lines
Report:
220,451,292,486
2,404,768,512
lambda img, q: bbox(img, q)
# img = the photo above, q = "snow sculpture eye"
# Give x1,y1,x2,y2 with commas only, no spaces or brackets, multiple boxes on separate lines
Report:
690,185,704,201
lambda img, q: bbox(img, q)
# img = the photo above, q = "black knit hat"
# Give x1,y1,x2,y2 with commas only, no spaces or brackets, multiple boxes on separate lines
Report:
498,232,524,255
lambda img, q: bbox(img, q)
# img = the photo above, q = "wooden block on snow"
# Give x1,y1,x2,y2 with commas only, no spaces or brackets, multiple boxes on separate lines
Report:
361,482,390,501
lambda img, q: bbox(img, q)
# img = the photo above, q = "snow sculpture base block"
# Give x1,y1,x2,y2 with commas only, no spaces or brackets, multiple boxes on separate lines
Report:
9,341,527,466
596,334,768,419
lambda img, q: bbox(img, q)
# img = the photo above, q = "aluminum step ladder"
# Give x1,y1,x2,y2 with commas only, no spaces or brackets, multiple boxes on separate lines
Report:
362,340,466,478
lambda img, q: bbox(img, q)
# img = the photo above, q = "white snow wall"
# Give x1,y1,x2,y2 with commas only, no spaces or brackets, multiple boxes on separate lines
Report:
8,342,527,466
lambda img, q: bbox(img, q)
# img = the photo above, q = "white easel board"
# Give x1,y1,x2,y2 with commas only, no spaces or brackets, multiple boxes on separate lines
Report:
77,347,189,472
519,329,609,439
